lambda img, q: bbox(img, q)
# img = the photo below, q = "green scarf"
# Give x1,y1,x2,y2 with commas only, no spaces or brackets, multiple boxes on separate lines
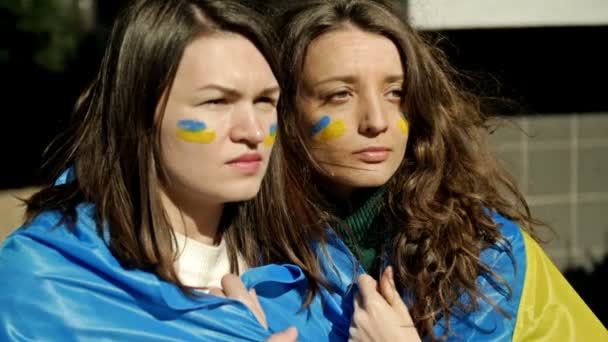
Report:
336,187,387,277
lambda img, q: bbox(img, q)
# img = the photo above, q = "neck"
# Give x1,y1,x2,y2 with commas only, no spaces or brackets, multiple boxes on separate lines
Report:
343,187,386,222
322,184,379,218
160,186,224,246
333,186,387,276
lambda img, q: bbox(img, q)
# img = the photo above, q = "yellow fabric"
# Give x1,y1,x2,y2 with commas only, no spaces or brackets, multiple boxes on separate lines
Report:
513,232,607,341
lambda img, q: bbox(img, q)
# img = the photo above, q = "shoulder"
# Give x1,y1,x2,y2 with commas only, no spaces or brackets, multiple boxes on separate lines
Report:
487,211,525,259
1,209,68,266
510,219,607,340
479,212,528,319
0,204,112,297
435,212,528,340
1,203,102,261
480,212,526,284
0,207,92,339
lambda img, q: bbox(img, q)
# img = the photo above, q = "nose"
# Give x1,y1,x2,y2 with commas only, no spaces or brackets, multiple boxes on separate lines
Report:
229,103,265,147
357,91,388,137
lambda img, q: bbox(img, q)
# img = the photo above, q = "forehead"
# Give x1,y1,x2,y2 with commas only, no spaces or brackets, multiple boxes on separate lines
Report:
174,32,277,88
302,27,403,80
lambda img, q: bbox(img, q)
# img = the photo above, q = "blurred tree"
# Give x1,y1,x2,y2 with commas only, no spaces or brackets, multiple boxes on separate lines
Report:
0,0,95,72
0,0,101,189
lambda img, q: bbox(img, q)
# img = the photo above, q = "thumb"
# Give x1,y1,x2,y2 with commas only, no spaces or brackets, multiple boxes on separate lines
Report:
379,266,397,305
266,327,298,342
379,266,413,325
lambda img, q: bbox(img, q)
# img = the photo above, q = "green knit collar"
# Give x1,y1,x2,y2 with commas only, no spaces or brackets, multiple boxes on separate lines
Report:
335,187,387,275
339,186,387,244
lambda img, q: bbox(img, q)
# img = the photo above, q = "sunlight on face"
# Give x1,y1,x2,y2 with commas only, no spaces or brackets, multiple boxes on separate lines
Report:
298,26,408,197
160,32,279,204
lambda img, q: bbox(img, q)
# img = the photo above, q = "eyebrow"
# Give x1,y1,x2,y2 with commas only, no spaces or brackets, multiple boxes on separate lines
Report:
384,75,405,83
196,84,240,96
196,84,280,97
258,86,280,97
311,74,404,87
311,76,356,87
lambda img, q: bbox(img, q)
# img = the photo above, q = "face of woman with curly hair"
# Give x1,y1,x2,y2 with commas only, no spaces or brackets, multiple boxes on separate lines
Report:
297,26,409,197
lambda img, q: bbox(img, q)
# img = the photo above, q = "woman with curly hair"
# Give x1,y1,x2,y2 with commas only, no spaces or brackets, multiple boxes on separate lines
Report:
248,0,605,340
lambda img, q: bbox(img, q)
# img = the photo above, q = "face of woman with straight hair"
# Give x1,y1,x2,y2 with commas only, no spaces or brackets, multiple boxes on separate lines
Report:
160,32,279,207
297,26,408,198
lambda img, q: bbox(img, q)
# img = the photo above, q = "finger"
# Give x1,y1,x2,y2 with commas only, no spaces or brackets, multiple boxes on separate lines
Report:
349,303,362,342
208,287,225,298
379,266,397,305
348,326,359,342
352,294,375,340
351,294,365,328
356,274,380,306
249,288,260,308
221,274,268,329
221,273,249,301
354,293,363,315
266,327,298,342
350,296,369,332
379,266,414,326
248,288,268,328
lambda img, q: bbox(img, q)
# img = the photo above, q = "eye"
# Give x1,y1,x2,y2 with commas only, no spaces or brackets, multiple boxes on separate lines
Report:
326,90,351,103
255,96,278,107
202,98,227,106
388,88,404,99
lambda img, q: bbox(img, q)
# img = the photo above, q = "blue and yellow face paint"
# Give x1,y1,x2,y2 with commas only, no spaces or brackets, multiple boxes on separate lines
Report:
264,123,277,146
398,112,409,135
311,115,345,143
176,119,216,144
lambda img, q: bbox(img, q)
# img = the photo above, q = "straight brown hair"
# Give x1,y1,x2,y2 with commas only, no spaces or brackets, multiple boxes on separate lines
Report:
24,0,284,292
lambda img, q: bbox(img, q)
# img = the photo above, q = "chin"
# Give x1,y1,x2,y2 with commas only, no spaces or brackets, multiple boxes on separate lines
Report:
216,181,263,203
338,172,393,189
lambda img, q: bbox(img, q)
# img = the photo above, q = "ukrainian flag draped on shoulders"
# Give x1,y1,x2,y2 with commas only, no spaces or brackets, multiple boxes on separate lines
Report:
0,170,357,341
0,169,605,340
427,213,606,340
334,211,606,341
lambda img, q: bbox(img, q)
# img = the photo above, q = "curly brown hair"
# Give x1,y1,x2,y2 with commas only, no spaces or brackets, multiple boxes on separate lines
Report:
262,0,542,340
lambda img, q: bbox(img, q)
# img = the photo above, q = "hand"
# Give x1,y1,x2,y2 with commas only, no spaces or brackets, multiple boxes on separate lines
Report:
209,274,269,328
266,326,298,342
349,266,421,342
209,274,298,341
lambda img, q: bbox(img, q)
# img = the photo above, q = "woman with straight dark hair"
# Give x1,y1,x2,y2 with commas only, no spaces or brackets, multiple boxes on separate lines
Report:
0,0,354,340
247,0,606,340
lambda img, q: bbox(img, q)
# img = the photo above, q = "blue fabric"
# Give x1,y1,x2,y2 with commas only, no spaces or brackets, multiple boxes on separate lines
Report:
325,212,527,341
0,206,355,341
0,167,527,341
430,214,527,341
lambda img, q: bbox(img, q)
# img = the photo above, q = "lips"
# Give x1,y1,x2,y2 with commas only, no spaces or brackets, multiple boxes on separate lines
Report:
352,146,392,163
226,153,262,174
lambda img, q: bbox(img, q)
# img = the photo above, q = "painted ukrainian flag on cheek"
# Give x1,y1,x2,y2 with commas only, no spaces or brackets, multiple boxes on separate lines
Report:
398,112,409,135
264,123,277,146
176,119,216,144
311,115,345,143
